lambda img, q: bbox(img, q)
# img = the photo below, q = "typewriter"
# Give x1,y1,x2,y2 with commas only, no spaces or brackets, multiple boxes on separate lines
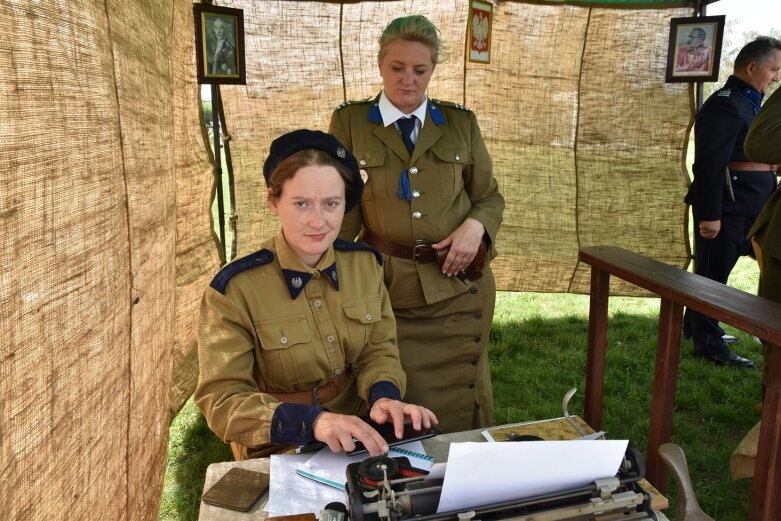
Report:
346,447,658,521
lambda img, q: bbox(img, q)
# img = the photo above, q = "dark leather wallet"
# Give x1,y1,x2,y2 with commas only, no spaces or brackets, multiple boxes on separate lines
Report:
435,238,486,281
201,467,269,512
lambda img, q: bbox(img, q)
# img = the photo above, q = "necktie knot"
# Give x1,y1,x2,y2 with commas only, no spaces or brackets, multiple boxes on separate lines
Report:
397,117,417,154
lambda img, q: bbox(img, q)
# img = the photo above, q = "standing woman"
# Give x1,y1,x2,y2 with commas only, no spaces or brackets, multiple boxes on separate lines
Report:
330,15,504,432
196,129,436,460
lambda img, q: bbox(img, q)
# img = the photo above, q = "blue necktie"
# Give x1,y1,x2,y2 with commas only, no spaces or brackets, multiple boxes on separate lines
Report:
397,117,417,154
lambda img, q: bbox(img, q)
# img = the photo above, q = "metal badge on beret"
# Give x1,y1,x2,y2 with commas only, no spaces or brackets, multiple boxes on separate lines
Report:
337,147,346,158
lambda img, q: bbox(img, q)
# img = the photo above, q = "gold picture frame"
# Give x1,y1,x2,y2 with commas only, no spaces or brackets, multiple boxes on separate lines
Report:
194,3,246,85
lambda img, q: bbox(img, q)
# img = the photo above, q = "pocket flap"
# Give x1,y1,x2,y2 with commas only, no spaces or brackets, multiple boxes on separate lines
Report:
342,295,382,324
431,144,472,165
256,315,311,350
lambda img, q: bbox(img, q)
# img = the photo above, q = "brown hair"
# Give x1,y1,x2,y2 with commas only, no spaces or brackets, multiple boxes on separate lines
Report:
267,149,353,201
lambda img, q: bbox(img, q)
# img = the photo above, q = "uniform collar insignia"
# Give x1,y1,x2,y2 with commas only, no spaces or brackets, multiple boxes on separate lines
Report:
427,100,446,125
322,263,339,291
282,269,313,299
368,102,382,123
282,264,339,298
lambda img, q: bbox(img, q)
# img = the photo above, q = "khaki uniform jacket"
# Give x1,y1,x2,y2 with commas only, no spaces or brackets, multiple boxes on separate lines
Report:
747,87,781,263
195,233,405,450
330,95,504,309
745,87,781,166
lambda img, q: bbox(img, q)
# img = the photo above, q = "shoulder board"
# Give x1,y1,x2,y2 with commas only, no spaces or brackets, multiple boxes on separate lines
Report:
210,248,275,294
336,97,372,110
333,239,383,266
430,98,471,112
717,89,731,97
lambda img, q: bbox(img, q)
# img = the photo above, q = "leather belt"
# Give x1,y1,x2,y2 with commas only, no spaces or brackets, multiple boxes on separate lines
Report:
269,371,349,405
728,161,777,172
362,229,438,263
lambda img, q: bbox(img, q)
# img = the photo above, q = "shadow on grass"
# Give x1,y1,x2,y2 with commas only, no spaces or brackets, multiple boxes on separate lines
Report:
488,313,762,521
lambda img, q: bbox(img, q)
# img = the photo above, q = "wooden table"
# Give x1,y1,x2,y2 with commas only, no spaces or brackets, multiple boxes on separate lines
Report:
198,417,669,520
579,245,781,521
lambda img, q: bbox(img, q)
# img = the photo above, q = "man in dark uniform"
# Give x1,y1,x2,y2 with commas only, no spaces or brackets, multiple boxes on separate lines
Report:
684,37,781,368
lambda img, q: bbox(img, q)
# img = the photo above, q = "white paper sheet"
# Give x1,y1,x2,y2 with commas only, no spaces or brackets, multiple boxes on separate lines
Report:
265,453,346,517
436,440,629,513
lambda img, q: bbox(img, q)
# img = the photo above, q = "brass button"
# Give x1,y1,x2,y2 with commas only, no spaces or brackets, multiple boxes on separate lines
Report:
365,313,372,320
327,335,335,343
334,367,342,375
280,336,288,344
409,166,418,175
412,211,422,219
359,159,366,166
412,190,420,198
455,154,460,161
314,300,322,308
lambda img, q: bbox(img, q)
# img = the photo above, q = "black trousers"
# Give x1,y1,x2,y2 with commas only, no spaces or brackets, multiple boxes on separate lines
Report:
683,214,755,354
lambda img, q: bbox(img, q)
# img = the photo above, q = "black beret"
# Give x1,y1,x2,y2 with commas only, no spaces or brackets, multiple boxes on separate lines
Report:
263,129,363,212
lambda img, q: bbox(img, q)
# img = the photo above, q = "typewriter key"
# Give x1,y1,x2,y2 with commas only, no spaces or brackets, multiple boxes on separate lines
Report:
359,455,399,483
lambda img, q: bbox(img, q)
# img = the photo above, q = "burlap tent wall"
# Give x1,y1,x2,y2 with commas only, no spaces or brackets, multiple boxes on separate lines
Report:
0,0,698,520
0,1,217,520
218,0,693,296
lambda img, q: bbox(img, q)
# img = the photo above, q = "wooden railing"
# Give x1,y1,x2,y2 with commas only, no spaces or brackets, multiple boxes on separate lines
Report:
579,246,781,521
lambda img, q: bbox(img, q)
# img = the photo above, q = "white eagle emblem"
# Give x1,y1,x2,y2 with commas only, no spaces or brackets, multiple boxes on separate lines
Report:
360,169,369,184
291,277,303,289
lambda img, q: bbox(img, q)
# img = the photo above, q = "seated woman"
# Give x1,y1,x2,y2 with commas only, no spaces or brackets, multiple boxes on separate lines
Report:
195,129,437,460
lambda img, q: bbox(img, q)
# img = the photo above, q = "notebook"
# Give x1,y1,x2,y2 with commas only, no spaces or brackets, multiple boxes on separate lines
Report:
296,441,434,491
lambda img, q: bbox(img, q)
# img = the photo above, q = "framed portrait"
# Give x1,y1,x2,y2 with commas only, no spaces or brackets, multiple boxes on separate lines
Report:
467,0,492,64
665,15,725,83
193,3,246,85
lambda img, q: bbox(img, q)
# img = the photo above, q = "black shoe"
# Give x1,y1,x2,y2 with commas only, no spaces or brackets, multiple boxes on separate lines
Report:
694,347,756,369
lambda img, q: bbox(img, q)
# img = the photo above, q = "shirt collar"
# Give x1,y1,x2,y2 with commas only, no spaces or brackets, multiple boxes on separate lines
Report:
274,233,339,299
378,91,428,128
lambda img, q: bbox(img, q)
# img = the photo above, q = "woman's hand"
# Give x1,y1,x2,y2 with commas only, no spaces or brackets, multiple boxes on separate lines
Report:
432,218,485,276
369,398,439,440
312,411,389,456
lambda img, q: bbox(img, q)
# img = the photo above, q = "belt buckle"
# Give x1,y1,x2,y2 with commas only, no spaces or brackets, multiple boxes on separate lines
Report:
312,385,321,405
413,241,431,262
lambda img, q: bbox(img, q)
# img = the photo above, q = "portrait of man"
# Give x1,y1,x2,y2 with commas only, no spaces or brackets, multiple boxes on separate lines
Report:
206,15,237,77
665,16,724,83
675,26,712,73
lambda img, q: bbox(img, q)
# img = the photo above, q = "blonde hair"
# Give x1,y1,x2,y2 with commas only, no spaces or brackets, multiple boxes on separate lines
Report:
378,15,449,66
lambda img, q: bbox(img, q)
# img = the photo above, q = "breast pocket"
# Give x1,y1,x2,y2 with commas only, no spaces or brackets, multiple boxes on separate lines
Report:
431,144,472,198
358,150,388,200
255,315,317,385
341,295,382,357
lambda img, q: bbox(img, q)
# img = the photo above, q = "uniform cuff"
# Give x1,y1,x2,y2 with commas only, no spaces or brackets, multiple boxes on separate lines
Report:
368,381,401,408
270,403,328,444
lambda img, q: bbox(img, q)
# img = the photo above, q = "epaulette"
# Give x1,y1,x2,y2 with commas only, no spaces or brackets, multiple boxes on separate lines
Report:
333,239,383,266
336,97,372,110
430,98,471,112
210,248,274,294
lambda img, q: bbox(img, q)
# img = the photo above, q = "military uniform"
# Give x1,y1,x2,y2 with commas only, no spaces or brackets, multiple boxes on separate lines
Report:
683,76,777,357
195,232,405,458
746,87,781,385
329,93,504,432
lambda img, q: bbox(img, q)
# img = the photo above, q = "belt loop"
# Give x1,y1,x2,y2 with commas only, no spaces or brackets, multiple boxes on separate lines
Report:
312,385,320,405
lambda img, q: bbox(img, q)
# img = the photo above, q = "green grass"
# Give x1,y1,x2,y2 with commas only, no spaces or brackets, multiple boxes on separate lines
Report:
161,257,762,521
